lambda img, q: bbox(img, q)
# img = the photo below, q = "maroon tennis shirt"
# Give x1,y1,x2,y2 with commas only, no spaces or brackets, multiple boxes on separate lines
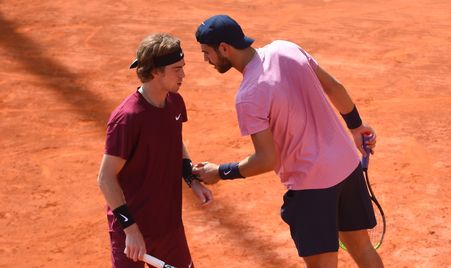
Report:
104,90,187,239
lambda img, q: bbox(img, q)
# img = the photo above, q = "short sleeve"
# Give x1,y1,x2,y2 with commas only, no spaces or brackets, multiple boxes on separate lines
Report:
299,47,318,70
105,122,137,160
180,95,188,123
236,101,270,136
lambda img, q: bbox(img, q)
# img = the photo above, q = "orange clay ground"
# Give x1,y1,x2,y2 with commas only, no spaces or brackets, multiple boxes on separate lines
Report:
1,0,450,267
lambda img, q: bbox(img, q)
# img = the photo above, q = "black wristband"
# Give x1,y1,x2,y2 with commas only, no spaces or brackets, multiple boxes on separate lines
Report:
182,158,198,187
340,105,362,129
218,162,245,180
113,204,135,229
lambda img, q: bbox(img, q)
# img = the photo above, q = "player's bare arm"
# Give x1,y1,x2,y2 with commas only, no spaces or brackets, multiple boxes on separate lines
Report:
182,143,213,204
97,154,146,262
97,154,127,208
193,128,276,184
314,65,354,114
239,127,276,177
314,65,376,156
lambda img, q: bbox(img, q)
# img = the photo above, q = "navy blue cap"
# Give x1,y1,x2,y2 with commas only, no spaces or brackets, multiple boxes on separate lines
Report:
196,15,254,49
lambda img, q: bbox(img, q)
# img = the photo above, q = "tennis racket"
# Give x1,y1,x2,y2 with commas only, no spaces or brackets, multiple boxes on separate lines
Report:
340,135,386,250
143,254,177,268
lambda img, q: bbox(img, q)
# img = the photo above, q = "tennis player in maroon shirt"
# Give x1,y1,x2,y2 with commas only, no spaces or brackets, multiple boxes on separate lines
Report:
97,33,212,268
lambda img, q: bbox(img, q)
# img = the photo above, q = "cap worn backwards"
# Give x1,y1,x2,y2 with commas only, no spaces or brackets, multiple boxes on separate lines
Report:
196,15,254,49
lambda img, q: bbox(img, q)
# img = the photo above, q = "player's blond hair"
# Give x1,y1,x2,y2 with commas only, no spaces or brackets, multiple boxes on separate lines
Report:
135,33,181,82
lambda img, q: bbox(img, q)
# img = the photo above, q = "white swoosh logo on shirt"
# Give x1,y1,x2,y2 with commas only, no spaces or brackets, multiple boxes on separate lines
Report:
175,113,181,121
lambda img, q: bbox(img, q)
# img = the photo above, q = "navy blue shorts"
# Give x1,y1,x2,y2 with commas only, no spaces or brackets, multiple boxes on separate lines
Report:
280,164,376,257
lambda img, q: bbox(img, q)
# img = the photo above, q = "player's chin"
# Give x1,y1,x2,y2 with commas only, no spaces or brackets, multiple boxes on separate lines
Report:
171,84,182,92
216,65,231,74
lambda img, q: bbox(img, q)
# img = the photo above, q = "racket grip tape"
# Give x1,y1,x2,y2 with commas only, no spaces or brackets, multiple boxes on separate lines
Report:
361,135,371,170
143,254,173,268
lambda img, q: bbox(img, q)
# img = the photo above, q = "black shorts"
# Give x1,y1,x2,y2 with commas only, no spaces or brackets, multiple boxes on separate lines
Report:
280,164,376,257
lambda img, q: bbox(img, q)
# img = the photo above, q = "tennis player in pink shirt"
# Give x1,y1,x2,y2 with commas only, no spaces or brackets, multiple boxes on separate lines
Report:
194,15,383,268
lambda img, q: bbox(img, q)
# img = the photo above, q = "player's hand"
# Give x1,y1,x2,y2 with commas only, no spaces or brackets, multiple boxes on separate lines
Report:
191,180,213,205
123,224,146,262
192,162,221,185
350,124,377,157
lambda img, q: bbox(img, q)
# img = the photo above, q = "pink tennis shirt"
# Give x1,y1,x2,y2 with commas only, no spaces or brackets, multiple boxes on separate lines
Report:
236,40,359,190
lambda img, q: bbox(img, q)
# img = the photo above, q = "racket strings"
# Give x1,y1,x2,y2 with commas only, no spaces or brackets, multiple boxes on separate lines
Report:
368,202,384,248
365,171,386,249
339,170,386,251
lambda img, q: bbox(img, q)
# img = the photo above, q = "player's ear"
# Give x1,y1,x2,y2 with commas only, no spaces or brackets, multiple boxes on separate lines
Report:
217,42,230,56
151,67,164,78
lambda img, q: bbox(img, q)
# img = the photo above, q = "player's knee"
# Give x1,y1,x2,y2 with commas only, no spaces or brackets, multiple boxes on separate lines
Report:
348,245,383,268
302,252,338,268
340,230,370,248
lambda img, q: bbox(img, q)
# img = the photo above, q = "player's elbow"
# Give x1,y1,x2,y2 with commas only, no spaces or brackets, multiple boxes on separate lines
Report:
324,79,346,97
260,153,276,172
97,171,108,190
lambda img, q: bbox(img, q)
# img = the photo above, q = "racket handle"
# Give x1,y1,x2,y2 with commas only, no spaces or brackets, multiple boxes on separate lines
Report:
361,135,371,171
143,254,165,268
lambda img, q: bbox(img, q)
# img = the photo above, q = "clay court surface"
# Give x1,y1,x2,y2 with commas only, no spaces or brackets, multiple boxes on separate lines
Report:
1,0,450,267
